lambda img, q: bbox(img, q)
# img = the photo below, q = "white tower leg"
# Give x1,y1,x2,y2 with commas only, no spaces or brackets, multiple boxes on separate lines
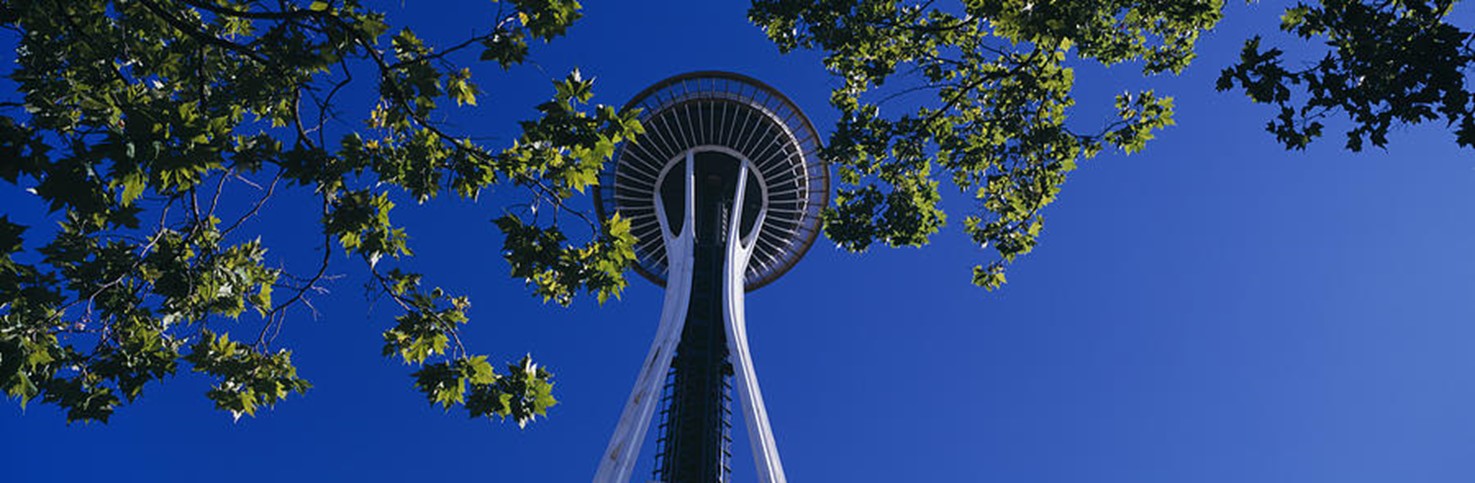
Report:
723,164,786,483
594,156,696,483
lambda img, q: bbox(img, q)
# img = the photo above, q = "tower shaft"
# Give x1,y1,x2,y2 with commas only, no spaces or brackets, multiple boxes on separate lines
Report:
656,158,740,481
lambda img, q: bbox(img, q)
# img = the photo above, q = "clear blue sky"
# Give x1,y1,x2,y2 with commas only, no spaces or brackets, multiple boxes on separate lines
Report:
4,1,1475,482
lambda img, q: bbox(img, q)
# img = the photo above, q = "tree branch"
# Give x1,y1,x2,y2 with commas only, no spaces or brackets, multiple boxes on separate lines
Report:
136,0,269,65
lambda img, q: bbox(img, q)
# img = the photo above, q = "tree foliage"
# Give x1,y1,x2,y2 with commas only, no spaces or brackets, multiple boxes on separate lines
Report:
1217,0,1474,151
0,0,642,424
752,0,1472,290
750,0,1224,289
5,0,1466,425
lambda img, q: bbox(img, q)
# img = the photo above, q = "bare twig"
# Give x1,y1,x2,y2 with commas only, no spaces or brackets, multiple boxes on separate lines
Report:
257,196,333,347
221,170,283,237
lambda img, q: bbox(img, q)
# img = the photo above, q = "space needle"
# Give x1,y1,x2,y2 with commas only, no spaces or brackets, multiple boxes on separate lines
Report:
592,72,828,482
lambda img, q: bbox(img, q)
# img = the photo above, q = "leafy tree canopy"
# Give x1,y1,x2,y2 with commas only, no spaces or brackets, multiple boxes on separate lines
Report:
751,0,1471,290
0,0,638,424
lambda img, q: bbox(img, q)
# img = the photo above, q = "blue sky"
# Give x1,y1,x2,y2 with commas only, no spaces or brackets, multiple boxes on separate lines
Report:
4,1,1475,482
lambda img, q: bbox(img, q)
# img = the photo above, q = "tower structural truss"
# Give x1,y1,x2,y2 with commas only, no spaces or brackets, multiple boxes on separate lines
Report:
592,72,827,483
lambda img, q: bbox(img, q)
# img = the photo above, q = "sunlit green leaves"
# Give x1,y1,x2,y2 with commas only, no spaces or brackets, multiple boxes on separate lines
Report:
511,0,584,40
477,72,641,306
185,331,311,421
411,355,503,411
494,212,636,306
381,287,465,365
0,331,62,410
0,0,615,424
971,262,1008,291
752,0,1220,289
498,71,642,195
446,354,559,428
138,218,279,322
1103,90,1176,154
324,190,410,266
447,68,480,107
385,274,558,427
92,317,182,403
493,355,558,428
